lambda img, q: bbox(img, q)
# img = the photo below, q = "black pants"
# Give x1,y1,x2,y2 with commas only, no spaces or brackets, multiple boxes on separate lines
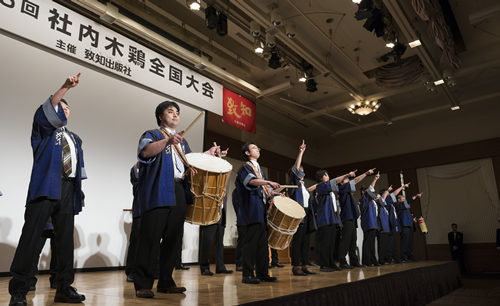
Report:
242,223,269,278
29,231,58,287
315,224,337,268
174,224,185,268
377,233,390,264
270,248,279,265
400,227,412,260
125,216,141,276
408,225,416,260
388,230,397,261
199,221,226,272
9,179,75,294
290,224,310,266
451,250,466,272
362,229,377,266
235,225,245,267
133,181,187,290
338,220,360,266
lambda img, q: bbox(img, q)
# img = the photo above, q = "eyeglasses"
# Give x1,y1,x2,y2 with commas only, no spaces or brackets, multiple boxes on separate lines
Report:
250,146,261,151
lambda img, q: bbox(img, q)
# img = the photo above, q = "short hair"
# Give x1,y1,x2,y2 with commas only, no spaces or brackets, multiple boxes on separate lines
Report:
360,185,369,193
241,142,256,161
378,188,387,196
315,170,328,183
397,195,404,200
155,101,180,126
60,98,68,106
451,223,457,226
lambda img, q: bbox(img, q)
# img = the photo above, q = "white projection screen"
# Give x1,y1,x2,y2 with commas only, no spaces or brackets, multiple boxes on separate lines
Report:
0,30,206,272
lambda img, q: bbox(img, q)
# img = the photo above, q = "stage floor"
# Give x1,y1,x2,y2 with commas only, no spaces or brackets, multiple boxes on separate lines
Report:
0,261,452,305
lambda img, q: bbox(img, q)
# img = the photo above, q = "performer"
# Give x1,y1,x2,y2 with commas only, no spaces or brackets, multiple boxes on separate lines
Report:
133,101,222,298
124,163,140,282
9,73,86,306
235,142,281,284
383,183,409,264
198,193,234,275
288,141,317,276
395,192,423,262
28,220,58,291
312,170,355,272
448,223,466,273
376,186,393,265
359,172,381,267
337,168,376,269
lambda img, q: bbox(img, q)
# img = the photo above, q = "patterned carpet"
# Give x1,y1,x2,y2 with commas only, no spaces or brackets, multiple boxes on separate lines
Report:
428,275,500,306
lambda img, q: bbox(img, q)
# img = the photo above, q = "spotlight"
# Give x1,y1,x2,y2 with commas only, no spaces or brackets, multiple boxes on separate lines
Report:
268,52,281,69
298,72,307,82
426,83,436,92
187,0,201,11
205,5,217,30
271,8,282,26
352,0,362,3
386,41,395,48
262,46,271,59
385,33,397,48
355,0,374,21
250,21,261,37
376,42,407,63
217,13,228,37
446,78,457,87
285,22,296,38
442,68,453,80
306,79,318,92
254,40,264,53
421,73,431,85
409,40,421,48
434,79,444,85
266,33,276,48
363,8,384,37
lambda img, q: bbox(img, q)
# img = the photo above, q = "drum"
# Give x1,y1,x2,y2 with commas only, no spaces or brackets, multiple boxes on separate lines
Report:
267,197,306,250
185,153,232,226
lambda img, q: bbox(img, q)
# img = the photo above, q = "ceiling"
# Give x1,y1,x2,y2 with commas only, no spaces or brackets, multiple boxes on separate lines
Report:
65,0,500,167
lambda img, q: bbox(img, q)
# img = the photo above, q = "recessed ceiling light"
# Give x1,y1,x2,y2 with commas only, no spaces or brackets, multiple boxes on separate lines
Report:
434,79,445,85
409,40,421,48
451,106,460,111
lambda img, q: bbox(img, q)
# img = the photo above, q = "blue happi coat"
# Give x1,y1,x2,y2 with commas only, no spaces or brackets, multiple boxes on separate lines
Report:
312,179,341,227
288,166,317,233
136,129,192,215
338,180,360,222
234,163,267,226
385,193,400,234
377,198,390,234
360,187,378,232
395,197,415,228
27,97,87,214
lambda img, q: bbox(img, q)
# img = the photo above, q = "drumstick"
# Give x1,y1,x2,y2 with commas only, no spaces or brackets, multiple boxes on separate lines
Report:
182,111,205,137
123,209,132,212
279,185,299,189
213,142,221,158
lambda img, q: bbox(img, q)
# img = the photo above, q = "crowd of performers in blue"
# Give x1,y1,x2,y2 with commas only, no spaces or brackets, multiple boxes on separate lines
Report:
7,73,423,305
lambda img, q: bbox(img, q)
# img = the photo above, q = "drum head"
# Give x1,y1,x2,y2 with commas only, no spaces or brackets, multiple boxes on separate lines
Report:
186,153,233,173
273,197,306,218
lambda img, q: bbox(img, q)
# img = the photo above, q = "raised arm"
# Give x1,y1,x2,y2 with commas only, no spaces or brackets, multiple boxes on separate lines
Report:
308,184,318,193
370,171,380,189
392,182,410,197
334,170,358,184
353,168,376,184
51,73,81,107
412,193,423,201
381,185,392,200
294,140,306,170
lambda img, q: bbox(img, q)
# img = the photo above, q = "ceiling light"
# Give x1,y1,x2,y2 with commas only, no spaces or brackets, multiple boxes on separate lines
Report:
442,68,453,80
446,78,457,87
306,79,318,92
254,40,264,53
298,71,307,82
271,8,282,26
262,46,271,59
451,106,460,111
352,0,362,3
348,100,381,116
217,13,228,37
205,5,217,30
266,33,276,48
409,40,421,48
426,83,436,92
421,73,431,85
386,41,395,48
285,22,296,38
250,20,261,37
434,79,444,85
376,42,407,63
187,0,201,11
268,52,281,69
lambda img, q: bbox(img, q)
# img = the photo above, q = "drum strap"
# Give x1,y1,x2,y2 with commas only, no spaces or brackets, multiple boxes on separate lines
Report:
157,128,192,169
245,161,273,200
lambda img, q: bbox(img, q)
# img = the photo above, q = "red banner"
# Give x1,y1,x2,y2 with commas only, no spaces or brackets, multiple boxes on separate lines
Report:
222,88,256,133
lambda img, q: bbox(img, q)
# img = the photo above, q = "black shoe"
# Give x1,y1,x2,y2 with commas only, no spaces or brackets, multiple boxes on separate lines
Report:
50,281,59,289
353,263,367,268
292,268,307,276
332,265,342,271
242,276,261,284
175,264,190,270
301,267,316,275
201,269,213,276
126,274,134,283
271,263,285,268
9,291,27,306
340,264,354,269
320,266,334,272
309,262,317,267
373,263,381,266
54,286,86,303
216,269,233,274
258,275,277,282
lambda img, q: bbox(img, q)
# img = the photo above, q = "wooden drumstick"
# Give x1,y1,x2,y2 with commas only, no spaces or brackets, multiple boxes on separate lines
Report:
279,185,299,189
123,209,132,212
213,142,221,158
182,111,205,137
